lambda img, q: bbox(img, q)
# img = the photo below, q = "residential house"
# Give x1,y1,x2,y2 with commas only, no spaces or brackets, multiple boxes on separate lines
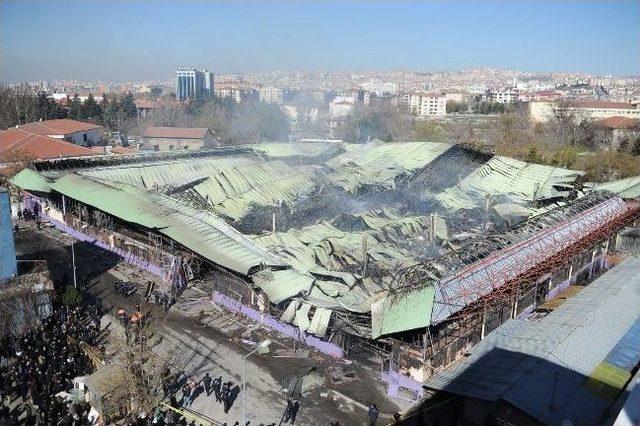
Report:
16,118,104,146
141,127,217,151
592,116,640,150
0,128,95,172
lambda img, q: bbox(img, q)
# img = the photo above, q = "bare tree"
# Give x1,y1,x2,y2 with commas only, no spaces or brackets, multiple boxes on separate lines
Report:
96,310,183,421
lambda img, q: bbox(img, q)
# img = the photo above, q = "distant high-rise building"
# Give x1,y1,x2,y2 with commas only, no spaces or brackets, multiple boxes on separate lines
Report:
176,67,215,102
259,86,284,104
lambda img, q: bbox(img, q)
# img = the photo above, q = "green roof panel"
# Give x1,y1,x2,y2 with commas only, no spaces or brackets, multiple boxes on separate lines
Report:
371,285,435,339
9,169,52,194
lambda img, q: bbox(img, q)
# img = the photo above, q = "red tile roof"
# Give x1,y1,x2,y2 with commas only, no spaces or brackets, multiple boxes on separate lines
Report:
592,116,640,130
572,100,638,110
17,119,103,136
0,128,95,161
142,127,211,139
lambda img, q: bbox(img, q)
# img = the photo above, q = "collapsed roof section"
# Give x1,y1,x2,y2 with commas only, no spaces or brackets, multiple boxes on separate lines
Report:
431,195,632,323
251,209,448,313
326,141,452,193
12,141,634,342
436,156,585,211
77,157,316,222
249,142,344,163
50,173,286,275
585,176,640,199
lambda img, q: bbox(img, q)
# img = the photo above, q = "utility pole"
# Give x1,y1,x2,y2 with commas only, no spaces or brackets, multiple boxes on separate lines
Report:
72,241,77,288
272,213,276,234
62,194,77,288
361,234,368,278
242,340,272,426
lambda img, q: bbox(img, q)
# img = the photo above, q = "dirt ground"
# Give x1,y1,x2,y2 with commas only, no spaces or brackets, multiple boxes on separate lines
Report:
14,222,409,425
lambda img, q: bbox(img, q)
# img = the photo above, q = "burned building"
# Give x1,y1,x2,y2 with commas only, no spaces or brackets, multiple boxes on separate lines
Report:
8,140,640,396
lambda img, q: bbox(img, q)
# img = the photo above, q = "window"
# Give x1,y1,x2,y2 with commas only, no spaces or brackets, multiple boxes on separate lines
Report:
83,133,88,142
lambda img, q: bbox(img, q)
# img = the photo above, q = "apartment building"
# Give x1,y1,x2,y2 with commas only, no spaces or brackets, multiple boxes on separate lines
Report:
215,82,259,103
403,93,447,117
259,86,284,104
526,100,640,123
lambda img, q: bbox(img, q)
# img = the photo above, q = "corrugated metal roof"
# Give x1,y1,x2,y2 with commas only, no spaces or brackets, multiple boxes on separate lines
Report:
327,141,452,193
250,142,339,159
436,156,584,211
50,174,285,275
79,157,315,221
371,285,435,338
9,169,52,193
431,196,632,323
308,307,333,337
251,269,315,304
293,303,312,331
425,256,640,426
586,176,640,199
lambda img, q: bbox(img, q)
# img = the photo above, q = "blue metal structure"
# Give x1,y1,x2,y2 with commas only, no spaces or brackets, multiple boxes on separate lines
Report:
0,188,17,280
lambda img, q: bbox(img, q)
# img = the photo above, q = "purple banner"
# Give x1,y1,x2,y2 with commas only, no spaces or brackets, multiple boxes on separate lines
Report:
381,370,425,401
212,291,344,358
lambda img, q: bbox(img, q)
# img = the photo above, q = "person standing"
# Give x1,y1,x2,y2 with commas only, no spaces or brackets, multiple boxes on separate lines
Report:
282,399,294,423
221,382,231,413
186,376,198,407
212,376,222,402
202,373,212,396
368,403,379,426
181,383,191,408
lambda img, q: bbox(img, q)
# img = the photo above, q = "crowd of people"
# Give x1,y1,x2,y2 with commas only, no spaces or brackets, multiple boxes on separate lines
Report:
0,305,104,425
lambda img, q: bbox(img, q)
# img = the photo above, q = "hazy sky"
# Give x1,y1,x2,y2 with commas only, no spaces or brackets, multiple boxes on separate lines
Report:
1,0,639,82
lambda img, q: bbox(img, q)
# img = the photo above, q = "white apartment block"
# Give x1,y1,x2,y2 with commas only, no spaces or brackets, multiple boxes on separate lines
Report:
489,89,518,104
215,83,259,103
527,100,640,123
259,86,284,104
403,93,447,117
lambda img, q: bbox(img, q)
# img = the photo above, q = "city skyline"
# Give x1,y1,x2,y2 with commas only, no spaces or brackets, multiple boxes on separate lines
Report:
1,0,639,82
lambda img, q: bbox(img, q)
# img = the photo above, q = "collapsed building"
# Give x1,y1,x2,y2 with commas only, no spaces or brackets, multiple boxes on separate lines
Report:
9,140,640,395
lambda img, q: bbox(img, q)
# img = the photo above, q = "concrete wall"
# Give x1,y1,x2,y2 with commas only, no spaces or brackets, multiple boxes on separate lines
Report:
65,129,101,147
142,137,206,151
0,189,18,280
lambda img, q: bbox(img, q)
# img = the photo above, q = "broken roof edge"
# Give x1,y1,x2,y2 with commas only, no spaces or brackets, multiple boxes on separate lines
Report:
9,168,53,194
585,175,640,199
45,173,287,276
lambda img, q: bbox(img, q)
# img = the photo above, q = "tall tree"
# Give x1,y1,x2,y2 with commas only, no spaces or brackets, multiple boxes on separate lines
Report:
99,94,110,125
68,94,82,120
81,93,102,120
119,92,138,118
